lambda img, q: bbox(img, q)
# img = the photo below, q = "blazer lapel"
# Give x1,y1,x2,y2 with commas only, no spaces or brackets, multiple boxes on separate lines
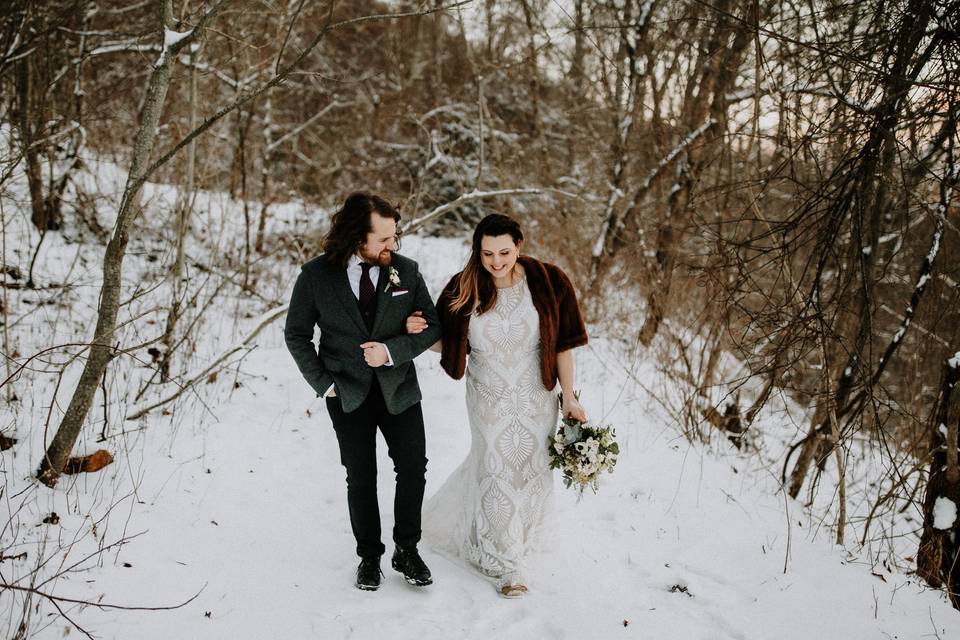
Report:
331,264,368,334
370,265,391,336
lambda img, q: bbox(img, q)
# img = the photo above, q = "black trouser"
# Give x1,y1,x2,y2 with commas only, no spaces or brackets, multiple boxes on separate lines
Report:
326,379,427,559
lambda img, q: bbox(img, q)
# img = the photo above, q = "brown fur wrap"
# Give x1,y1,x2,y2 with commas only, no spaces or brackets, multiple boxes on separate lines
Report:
437,256,588,390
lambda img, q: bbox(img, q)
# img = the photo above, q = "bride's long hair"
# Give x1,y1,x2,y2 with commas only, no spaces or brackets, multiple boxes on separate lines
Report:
449,214,524,315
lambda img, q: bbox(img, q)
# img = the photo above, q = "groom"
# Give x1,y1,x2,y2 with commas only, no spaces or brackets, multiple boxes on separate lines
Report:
284,192,441,591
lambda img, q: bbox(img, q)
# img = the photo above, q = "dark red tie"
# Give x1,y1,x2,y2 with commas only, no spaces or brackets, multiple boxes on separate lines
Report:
359,262,376,328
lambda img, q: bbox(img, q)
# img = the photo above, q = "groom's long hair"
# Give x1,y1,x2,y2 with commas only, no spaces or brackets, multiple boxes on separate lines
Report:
450,214,524,315
323,192,401,267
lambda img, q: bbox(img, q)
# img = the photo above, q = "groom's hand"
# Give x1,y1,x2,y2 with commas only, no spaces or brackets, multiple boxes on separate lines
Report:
360,342,389,367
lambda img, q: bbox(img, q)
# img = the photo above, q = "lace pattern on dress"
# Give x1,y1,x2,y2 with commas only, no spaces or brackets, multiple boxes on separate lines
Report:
424,278,557,585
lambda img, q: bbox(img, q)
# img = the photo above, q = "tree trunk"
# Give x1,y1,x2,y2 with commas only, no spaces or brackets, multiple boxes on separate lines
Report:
638,157,688,345
587,0,661,289
917,354,960,608
238,107,254,289
432,0,443,93
1,199,12,404
786,0,936,496
159,44,198,382
569,0,585,97
15,58,52,233
37,0,190,487
518,0,541,138
255,92,275,254
564,0,586,173
484,0,496,61
639,0,756,346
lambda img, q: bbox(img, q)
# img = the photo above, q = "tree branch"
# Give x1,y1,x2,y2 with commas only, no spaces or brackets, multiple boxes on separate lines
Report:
404,187,581,234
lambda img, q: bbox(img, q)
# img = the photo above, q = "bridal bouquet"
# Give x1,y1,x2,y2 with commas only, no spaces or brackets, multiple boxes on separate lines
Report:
547,395,619,496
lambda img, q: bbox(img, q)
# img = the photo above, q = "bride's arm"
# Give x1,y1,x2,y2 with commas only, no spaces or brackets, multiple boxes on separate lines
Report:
406,311,442,352
557,350,587,421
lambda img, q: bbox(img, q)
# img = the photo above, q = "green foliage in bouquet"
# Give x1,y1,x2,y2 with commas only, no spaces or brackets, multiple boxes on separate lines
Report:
548,393,619,495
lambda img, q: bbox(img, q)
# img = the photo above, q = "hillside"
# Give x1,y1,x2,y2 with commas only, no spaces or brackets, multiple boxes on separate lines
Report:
0,159,957,638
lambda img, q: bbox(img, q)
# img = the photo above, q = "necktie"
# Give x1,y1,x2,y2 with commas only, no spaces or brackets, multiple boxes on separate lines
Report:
359,262,376,328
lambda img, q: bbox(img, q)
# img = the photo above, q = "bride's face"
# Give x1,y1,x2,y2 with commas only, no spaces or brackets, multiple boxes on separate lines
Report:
480,234,521,282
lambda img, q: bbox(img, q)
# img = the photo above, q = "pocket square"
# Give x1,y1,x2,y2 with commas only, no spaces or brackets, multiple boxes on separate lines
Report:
391,289,410,297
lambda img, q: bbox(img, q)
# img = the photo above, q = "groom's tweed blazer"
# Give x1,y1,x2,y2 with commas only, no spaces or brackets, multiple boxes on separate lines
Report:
284,252,441,415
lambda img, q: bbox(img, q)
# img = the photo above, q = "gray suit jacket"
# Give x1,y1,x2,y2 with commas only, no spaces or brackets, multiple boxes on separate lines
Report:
284,252,441,414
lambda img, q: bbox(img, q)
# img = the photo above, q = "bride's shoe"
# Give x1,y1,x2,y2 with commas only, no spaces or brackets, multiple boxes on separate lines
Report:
498,583,528,598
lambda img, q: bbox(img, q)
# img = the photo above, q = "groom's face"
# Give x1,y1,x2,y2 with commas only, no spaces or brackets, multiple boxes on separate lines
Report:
358,212,397,267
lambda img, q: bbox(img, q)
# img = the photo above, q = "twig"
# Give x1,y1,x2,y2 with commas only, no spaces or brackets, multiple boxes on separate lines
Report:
126,304,288,419
0,581,205,611
405,188,581,234
132,1,475,199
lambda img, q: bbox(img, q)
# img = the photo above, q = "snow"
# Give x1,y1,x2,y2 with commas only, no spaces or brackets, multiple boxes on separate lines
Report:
591,221,608,258
926,226,942,264
638,0,654,27
86,42,162,59
934,497,957,531
949,352,960,370
2,156,959,639
892,326,906,344
155,28,193,67
22,336,955,640
164,28,193,50
629,117,714,200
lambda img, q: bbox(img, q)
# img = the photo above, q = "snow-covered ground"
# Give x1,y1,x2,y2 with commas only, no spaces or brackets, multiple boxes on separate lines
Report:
1,155,958,639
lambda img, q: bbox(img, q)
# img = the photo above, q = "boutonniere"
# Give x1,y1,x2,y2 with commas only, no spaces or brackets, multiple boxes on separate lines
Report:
385,266,402,292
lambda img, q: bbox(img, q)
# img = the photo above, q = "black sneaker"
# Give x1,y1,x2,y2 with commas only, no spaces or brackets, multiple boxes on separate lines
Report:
356,556,382,591
391,546,433,586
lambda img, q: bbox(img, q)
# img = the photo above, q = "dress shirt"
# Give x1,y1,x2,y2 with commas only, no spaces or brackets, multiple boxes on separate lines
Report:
325,254,393,397
348,253,380,300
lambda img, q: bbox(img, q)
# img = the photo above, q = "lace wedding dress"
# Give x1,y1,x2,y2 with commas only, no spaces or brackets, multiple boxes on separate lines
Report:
424,277,557,588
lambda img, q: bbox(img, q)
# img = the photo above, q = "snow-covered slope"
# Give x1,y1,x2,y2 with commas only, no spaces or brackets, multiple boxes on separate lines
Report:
1,159,957,639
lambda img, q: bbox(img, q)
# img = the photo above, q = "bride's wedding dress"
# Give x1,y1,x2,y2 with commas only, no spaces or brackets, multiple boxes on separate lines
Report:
424,277,557,588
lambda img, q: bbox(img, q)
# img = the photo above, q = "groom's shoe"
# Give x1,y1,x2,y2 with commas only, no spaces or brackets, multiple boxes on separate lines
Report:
391,546,433,586
356,556,383,591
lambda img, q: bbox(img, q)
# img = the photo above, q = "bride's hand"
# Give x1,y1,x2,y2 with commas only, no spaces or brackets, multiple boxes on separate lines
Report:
406,310,427,334
562,395,587,423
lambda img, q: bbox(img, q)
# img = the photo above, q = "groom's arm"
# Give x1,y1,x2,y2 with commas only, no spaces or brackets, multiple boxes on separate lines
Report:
284,269,333,396
381,268,441,365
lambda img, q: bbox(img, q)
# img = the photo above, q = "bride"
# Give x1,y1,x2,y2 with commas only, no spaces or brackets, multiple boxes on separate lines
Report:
406,213,588,597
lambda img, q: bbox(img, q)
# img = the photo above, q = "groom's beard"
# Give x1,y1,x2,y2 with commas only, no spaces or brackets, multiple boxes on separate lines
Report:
359,247,392,267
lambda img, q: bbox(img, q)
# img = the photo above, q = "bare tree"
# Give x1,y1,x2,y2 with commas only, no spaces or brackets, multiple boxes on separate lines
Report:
33,0,472,487
917,352,960,607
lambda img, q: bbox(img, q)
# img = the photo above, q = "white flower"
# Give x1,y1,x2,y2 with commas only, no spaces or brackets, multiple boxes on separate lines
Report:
386,266,402,291
547,397,619,495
